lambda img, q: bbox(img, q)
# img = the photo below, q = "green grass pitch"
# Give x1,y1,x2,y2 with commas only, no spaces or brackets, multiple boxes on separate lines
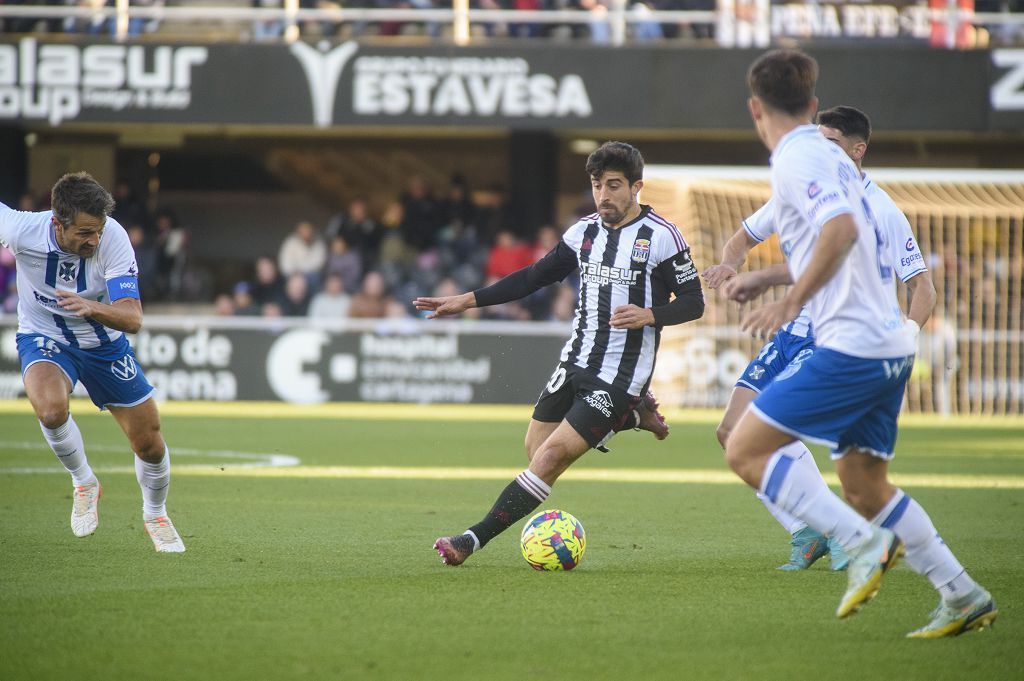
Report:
0,403,1021,680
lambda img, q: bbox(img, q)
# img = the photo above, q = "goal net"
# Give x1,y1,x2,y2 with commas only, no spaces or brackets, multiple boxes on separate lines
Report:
642,166,1024,416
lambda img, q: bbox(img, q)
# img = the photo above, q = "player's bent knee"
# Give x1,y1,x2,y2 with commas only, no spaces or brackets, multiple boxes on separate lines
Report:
715,423,731,449
37,407,69,431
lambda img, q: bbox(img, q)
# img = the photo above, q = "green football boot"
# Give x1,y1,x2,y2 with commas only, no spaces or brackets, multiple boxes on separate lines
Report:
906,587,998,638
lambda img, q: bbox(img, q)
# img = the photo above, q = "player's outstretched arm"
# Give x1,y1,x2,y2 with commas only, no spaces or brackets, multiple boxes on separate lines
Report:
57,292,143,334
413,292,477,319
722,263,792,303
703,229,760,289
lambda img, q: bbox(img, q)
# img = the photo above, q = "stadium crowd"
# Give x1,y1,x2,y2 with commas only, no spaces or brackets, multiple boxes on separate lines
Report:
1,174,582,323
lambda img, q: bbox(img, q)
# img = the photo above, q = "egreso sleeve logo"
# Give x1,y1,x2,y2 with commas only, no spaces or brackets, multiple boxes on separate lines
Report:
290,41,593,127
0,38,208,126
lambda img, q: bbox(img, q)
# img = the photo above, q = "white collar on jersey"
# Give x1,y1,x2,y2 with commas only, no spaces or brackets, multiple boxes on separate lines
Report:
769,124,819,164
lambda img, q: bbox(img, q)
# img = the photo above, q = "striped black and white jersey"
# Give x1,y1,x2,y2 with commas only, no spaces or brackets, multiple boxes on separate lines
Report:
474,204,704,397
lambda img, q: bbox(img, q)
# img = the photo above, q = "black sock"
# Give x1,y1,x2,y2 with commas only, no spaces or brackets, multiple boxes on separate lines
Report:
468,478,545,549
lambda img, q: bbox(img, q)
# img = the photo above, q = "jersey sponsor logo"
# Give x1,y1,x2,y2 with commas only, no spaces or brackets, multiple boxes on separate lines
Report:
583,389,614,417
631,238,650,263
580,261,641,286
32,291,59,309
58,261,77,283
807,181,822,198
807,191,842,222
673,250,698,284
111,353,138,381
882,356,913,380
905,238,915,251
900,251,923,268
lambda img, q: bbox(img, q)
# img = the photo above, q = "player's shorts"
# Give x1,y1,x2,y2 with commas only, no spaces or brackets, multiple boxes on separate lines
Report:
533,363,639,448
735,329,815,393
17,332,155,410
750,347,915,460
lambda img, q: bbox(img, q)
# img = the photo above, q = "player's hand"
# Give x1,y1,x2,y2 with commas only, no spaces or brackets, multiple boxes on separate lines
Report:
702,264,737,290
610,304,654,329
740,299,799,340
413,292,475,319
723,271,771,303
56,290,97,317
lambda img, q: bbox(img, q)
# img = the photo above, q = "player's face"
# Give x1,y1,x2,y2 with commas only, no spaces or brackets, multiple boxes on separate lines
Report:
54,212,105,257
818,125,866,164
591,170,641,228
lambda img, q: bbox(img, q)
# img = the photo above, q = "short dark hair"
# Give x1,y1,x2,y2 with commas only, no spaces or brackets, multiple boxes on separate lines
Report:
50,172,114,226
585,141,644,185
817,105,872,144
747,49,818,117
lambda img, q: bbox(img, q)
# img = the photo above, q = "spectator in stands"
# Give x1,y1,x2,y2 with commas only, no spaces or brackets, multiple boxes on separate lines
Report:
250,256,285,307
213,293,236,316
280,272,312,316
154,208,188,301
324,234,363,296
485,229,534,280
549,283,578,322
278,220,327,290
126,224,160,301
377,199,415,289
349,270,390,318
232,281,260,316
308,273,352,319
532,224,560,262
327,196,382,270
475,183,518,244
2,279,17,315
112,180,148,230
261,301,283,317
400,175,441,252
0,244,15,306
251,0,284,40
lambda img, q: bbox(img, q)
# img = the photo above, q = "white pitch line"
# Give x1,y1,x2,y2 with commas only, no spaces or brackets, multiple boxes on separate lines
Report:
0,440,300,473
164,465,1024,490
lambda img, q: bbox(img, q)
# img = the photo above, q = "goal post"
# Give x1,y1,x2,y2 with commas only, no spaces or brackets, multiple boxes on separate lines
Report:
642,166,1024,416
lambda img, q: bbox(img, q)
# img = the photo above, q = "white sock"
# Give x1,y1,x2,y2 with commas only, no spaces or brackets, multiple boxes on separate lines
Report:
463,530,481,552
760,449,873,552
135,446,171,520
40,416,94,486
516,469,551,502
871,488,977,603
756,441,821,535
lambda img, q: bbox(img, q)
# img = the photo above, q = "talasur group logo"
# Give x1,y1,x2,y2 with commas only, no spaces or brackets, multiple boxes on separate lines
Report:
290,41,593,128
0,38,208,126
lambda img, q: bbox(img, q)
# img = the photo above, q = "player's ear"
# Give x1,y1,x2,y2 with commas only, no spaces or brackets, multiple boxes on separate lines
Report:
632,179,643,197
747,97,761,121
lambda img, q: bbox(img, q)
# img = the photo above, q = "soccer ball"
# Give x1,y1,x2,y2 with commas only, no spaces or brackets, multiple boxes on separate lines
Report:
520,509,586,571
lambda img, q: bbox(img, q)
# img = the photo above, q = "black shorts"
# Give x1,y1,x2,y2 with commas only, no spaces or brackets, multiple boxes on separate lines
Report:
533,363,640,448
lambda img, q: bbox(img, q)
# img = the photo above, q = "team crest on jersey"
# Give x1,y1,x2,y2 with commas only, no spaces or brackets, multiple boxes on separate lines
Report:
631,238,651,263
58,261,77,283
111,354,138,381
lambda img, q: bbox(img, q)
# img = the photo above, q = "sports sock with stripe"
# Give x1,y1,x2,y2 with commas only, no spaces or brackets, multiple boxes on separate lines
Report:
41,415,94,487
466,470,550,549
135,446,171,520
871,488,977,604
755,441,821,535
760,448,873,552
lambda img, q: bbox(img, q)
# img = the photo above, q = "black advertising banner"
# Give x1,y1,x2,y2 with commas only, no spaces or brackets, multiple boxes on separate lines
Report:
0,318,567,404
0,37,1018,132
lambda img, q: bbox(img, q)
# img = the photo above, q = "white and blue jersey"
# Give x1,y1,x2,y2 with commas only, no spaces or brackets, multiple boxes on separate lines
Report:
2,201,152,409
749,125,918,458
0,201,140,348
737,173,928,393
765,125,916,359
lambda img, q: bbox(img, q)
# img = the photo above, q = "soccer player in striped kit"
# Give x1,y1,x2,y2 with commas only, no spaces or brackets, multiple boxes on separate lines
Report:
723,50,994,636
415,141,705,566
0,172,184,552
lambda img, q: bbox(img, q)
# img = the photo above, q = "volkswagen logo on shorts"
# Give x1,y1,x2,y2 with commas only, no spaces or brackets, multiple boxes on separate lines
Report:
111,354,138,381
